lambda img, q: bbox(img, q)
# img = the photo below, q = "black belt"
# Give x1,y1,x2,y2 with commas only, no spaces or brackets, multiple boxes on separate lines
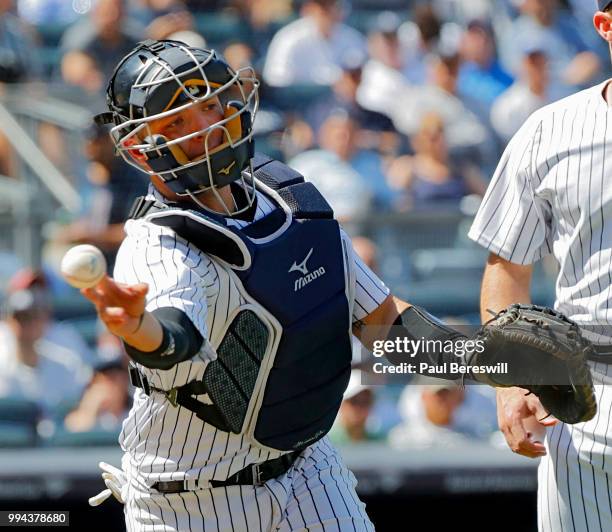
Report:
152,451,301,493
591,345,612,361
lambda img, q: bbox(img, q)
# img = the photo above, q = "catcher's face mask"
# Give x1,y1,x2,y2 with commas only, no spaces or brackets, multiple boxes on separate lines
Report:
95,39,259,216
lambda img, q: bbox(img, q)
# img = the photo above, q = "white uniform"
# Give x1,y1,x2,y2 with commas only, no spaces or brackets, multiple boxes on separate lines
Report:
469,80,612,532
113,185,387,531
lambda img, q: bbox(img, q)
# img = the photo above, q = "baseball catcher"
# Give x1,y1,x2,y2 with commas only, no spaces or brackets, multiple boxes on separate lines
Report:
82,39,595,530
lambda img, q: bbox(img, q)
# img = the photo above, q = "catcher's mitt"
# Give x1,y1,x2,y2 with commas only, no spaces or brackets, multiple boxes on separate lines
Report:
468,304,597,425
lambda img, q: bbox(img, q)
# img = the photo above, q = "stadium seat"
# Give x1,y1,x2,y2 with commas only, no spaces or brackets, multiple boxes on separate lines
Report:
42,427,120,447
193,12,251,48
0,421,37,447
0,397,39,423
0,399,40,447
39,46,63,78
411,248,487,281
349,0,411,10
36,23,71,48
266,85,332,112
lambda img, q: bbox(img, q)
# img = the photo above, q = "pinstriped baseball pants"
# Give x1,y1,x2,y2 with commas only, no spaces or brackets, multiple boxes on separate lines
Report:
538,363,612,532
124,438,374,531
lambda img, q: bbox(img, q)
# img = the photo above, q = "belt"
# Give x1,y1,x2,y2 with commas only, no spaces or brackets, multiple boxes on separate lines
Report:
590,345,612,361
152,451,301,493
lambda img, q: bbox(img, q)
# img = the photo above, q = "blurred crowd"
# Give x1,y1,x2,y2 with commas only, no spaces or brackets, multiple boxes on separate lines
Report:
0,0,607,449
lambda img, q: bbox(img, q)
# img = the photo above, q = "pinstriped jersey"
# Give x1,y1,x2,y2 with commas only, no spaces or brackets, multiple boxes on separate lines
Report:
469,80,612,340
113,183,389,484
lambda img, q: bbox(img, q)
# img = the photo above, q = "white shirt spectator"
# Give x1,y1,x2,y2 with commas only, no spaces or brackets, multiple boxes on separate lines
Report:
18,0,81,25
357,59,409,116
289,149,373,221
391,84,488,151
490,81,548,143
0,322,92,416
388,382,498,448
263,16,366,87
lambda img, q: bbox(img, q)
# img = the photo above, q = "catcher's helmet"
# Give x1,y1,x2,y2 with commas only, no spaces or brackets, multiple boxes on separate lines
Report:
95,39,259,215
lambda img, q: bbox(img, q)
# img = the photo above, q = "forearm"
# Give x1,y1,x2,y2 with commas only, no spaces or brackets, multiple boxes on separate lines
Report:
480,253,532,322
387,305,472,379
355,296,469,380
122,308,203,370
564,52,600,85
121,310,164,352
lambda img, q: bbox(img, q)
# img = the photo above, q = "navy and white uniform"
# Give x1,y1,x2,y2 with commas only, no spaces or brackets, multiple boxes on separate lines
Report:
469,80,612,532
113,173,387,531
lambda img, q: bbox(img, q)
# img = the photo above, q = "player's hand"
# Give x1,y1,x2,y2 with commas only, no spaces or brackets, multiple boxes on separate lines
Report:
88,462,127,507
81,276,149,338
496,387,558,459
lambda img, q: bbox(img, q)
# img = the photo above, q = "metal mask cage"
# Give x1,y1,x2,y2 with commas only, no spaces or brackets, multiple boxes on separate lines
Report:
108,43,260,216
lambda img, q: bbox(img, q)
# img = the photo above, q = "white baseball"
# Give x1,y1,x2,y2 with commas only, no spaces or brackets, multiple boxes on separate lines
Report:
61,244,107,289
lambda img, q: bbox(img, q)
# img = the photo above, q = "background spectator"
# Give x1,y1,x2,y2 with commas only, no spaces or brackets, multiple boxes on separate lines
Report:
289,110,379,221
0,270,93,417
64,356,130,433
398,3,443,85
389,376,498,448
53,123,148,270
491,43,551,142
17,0,80,26
263,0,366,87
457,19,513,124
329,370,385,444
0,0,41,82
61,0,140,80
390,52,493,171
305,50,396,141
388,112,486,210
357,11,413,118
499,0,601,100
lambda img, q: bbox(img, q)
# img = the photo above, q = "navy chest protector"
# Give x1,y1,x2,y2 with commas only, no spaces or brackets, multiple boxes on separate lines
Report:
129,154,353,452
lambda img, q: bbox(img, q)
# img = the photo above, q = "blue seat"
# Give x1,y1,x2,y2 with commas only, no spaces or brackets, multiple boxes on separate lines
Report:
36,22,71,47
0,421,37,447
0,399,40,447
42,427,120,447
0,398,39,423
267,85,332,112
193,12,251,48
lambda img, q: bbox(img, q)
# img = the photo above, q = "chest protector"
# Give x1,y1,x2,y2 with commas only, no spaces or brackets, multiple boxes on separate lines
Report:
129,154,353,452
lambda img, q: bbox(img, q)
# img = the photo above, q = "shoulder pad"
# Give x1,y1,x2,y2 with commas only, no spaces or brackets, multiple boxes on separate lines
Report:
253,156,304,190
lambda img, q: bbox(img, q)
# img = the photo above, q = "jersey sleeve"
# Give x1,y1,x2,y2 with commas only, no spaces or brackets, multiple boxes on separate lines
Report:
339,230,390,322
468,113,552,265
113,219,213,343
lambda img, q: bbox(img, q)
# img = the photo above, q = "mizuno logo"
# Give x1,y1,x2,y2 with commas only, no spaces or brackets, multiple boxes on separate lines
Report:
289,248,313,275
289,248,326,292
218,161,236,175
